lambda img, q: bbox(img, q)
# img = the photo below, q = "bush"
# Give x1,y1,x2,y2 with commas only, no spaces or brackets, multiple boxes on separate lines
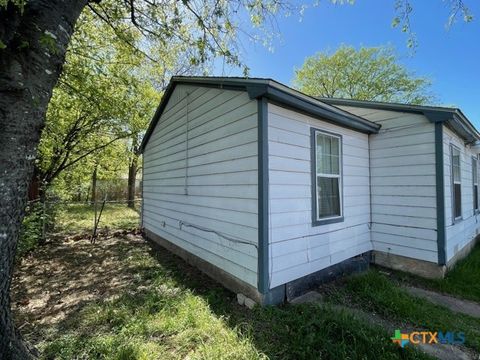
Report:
18,201,57,257
17,202,43,257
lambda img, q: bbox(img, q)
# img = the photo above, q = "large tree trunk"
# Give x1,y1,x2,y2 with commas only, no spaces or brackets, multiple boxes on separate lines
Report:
127,155,138,209
0,1,87,358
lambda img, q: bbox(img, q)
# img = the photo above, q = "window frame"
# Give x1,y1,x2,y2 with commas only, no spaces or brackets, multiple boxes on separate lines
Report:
450,144,462,222
473,156,479,213
310,127,344,226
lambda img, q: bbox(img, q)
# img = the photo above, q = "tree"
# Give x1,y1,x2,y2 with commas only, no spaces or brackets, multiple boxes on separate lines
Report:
1,2,88,357
293,46,434,104
51,136,128,203
34,12,166,205
36,11,192,209
0,1,288,358
118,81,161,209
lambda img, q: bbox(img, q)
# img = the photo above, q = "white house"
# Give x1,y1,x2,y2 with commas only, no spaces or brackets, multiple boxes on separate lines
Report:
139,77,480,305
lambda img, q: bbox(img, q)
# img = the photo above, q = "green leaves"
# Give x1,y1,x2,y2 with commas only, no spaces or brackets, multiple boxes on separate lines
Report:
37,12,164,198
391,16,400,28
293,45,435,105
392,0,475,49
0,0,25,11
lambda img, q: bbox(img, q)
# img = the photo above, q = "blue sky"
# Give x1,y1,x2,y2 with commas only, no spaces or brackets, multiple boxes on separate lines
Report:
216,0,480,126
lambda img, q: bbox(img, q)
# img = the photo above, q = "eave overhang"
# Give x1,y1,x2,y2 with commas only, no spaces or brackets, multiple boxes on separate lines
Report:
139,77,381,154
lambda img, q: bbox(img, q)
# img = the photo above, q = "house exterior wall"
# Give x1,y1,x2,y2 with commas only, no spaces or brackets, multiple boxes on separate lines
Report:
142,84,259,287
337,106,439,263
267,103,372,288
443,125,480,263
141,79,480,299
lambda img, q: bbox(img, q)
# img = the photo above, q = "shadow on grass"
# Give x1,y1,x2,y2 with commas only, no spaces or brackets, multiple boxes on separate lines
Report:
13,235,428,360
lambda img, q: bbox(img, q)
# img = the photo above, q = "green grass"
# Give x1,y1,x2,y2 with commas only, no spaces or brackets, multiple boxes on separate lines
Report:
396,244,480,303
56,203,140,235
37,241,428,360
332,270,480,352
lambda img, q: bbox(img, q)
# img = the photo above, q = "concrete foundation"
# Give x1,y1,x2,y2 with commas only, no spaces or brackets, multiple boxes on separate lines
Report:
144,229,285,305
286,253,370,301
372,250,446,279
144,229,372,305
372,235,480,278
446,235,480,270
146,228,479,304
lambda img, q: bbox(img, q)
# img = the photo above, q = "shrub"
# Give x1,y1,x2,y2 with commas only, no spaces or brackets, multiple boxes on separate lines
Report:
17,200,57,257
17,202,43,257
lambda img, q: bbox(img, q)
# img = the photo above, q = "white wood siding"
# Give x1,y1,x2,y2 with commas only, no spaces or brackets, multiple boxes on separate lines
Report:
143,84,259,286
338,106,438,263
267,104,372,288
443,126,480,262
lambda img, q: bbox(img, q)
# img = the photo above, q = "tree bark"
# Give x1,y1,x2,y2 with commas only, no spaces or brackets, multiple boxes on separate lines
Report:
27,167,41,201
0,1,87,358
127,155,138,209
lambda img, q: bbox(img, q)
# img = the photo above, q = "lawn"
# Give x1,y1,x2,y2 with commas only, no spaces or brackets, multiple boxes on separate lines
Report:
56,203,140,235
324,269,480,353
12,234,428,360
16,205,480,359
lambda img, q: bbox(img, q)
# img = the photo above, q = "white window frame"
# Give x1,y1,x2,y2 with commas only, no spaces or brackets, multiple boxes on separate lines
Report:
311,128,343,226
450,144,462,221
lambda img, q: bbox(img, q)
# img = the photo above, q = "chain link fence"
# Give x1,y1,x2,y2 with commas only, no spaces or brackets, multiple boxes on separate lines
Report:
50,198,142,237
19,189,142,257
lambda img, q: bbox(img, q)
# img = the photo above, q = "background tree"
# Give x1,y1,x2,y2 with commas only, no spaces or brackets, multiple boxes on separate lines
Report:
35,11,198,209
34,12,173,207
293,45,434,104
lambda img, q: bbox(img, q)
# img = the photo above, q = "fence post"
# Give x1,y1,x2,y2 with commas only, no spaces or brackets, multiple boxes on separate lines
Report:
91,195,107,243
94,197,97,234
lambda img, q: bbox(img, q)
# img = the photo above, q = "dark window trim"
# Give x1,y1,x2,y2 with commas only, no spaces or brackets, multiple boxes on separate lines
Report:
310,127,344,227
473,156,479,214
450,144,462,223
434,122,446,265
257,97,269,294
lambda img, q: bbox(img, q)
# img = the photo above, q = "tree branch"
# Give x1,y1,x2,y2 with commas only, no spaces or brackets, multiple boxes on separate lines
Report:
49,133,132,182
87,2,158,63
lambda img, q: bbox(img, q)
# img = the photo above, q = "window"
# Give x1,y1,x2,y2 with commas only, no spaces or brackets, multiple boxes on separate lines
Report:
473,156,478,212
451,145,462,220
312,129,343,225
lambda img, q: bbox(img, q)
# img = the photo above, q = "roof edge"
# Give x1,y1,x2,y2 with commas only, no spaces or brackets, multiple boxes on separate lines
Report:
320,97,480,143
139,78,381,153
250,83,381,134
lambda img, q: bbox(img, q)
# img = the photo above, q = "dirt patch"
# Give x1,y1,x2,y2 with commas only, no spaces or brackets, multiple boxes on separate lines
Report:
11,233,150,345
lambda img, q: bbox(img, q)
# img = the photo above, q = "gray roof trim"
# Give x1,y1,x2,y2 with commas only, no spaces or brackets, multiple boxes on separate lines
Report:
139,77,381,153
319,97,480,143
